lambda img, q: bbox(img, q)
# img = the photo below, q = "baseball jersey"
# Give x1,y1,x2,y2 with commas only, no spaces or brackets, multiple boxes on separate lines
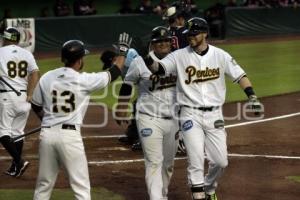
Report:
160,45,246,107
32,67,110,126
0,45,38,93
125,52,177,118
169,26,189,51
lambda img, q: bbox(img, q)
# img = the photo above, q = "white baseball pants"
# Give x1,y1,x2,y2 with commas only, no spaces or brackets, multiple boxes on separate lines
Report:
33,125,90,200
137,114,179,200
180,107,228,194
0,94,31,141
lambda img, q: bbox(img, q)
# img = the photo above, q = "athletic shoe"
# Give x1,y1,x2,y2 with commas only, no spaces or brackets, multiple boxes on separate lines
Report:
3,162,16,176
14,160,30,178
131,142,142,151
118,136,132,145
206,192,218,200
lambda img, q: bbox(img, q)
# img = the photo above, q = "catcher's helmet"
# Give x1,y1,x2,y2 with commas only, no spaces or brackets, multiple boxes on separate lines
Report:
3,27,20,42
151,26,172,43
61,40,89,64
183,17,209,36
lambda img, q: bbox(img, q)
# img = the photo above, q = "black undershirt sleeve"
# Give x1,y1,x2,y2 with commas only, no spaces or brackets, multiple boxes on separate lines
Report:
143,55,165,75
119,83,133,97
31,103,44,120
108,64,122,82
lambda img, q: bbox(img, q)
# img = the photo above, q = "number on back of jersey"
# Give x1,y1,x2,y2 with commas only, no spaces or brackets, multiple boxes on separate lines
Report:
7,61,28,78
52,90,76,113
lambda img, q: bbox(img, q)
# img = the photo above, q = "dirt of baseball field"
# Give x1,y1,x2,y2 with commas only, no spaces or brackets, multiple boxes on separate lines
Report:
0,92,299,200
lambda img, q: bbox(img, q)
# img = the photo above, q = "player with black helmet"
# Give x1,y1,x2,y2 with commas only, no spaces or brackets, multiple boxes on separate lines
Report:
163,2,189,51
116,26,178,200
143,17,263,200
31,33,132,200
0,27,39,177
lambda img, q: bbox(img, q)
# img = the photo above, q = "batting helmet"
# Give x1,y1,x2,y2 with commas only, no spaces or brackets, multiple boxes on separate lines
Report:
183,17,209,36
61,40,89,64
3,27,20,42
151,26,172,43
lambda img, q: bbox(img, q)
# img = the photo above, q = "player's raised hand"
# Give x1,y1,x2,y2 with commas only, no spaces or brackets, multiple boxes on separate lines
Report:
118,32,132,57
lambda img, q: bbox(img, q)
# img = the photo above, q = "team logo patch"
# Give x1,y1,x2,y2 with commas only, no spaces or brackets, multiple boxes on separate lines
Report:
160,29,166,36
214,120,225,129
57,74,65,78
141,128,153,137
182,120,193,132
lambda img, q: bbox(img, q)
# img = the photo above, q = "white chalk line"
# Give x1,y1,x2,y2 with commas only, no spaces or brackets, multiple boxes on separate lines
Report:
1,153,299,164
1,112,299,164
88,153,300,165
82,135,124,139
225,112,300,128
82,112,300,139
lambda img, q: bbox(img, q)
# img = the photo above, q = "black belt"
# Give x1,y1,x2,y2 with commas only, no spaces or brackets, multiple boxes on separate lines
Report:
0,89,27,93
182,105,219,112
138,111,173,120
42,124,76,130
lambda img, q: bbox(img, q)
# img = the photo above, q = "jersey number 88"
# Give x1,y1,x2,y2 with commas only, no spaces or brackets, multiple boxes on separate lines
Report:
7,61,28,78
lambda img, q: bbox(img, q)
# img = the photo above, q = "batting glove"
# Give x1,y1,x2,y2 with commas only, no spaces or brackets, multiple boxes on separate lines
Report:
247,95,263,115
118,32,132,57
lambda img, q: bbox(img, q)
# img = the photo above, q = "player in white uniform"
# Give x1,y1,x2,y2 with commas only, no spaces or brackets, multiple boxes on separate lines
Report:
144,18,262,200
0,27,39,177
116,27,178,200
31,33,132,200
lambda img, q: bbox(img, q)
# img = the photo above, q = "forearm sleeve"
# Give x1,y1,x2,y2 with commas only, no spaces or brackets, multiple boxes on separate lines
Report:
108,64,122,82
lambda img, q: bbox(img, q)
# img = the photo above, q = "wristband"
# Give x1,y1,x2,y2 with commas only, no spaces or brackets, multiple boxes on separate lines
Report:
244,86,255,98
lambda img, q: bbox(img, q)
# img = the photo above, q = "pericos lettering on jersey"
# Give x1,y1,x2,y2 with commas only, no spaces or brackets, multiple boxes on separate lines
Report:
149,74,177,91
185,66,220,84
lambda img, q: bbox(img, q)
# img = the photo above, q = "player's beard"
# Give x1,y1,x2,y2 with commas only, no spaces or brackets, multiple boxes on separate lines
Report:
188,33,206,50
188,37,203,49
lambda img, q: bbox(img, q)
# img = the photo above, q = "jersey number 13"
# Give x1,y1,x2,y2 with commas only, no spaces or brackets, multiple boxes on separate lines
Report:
52,90,75,113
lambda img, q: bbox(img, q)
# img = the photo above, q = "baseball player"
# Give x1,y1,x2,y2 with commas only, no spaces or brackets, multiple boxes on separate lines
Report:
0,27,39,177
31,33,132,200
143,17,262,200
116,26,178,200
163,3,190,154
163,3,189,51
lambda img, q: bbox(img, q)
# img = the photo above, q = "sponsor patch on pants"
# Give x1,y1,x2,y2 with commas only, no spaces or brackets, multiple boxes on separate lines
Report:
182,120,193,132
140,128,152,137
214,120,225,129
